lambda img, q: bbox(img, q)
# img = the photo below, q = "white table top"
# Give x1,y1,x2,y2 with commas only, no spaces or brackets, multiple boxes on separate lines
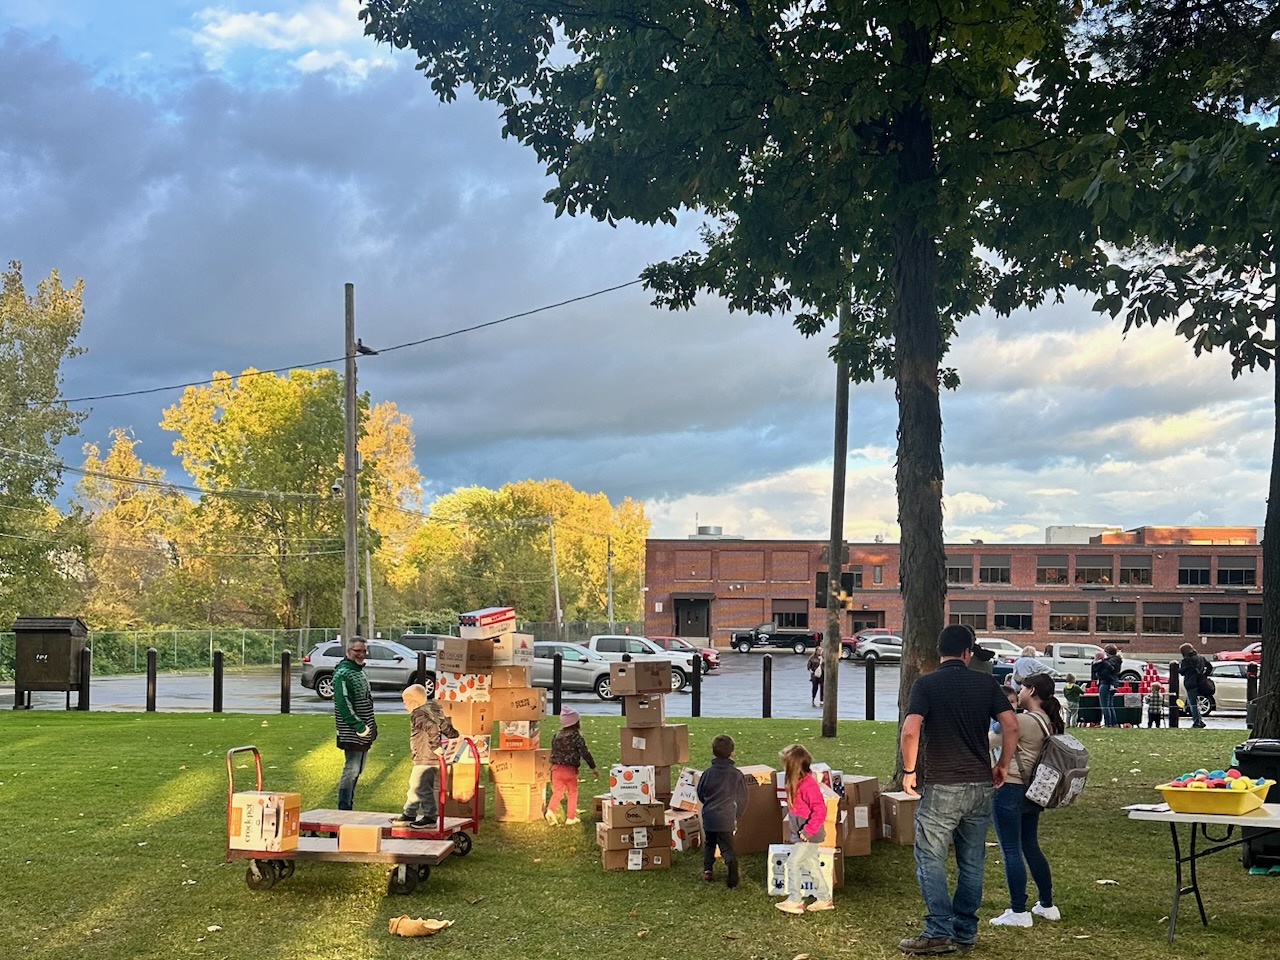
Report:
1127,801,1280,828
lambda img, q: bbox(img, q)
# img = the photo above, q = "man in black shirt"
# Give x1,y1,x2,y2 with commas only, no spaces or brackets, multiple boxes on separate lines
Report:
899,625,1018,955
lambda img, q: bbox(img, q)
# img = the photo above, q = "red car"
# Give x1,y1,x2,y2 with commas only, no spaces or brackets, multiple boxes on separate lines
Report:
647,635,720,673
1215,641,1262,663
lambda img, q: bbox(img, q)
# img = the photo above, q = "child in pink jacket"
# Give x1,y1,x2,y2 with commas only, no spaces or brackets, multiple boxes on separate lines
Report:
776,743,833,914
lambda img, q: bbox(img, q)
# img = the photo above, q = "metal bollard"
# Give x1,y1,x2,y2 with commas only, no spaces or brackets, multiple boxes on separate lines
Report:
213,649,224,713
1167,662,1179,729
416,651,429,694
552,654,563,716
146,647,158,712
691,653,702,718
280,650,292,715
762,654,773,719
77,647,92,711
865,656,876,722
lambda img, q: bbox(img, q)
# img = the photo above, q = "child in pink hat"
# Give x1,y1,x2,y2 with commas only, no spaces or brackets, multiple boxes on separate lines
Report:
545,706,598,825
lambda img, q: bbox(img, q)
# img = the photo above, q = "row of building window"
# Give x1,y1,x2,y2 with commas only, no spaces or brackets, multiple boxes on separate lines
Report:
947,612,1260,635
939,555,1258,587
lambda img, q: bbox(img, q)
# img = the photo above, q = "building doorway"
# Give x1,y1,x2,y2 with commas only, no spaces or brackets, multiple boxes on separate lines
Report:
673,598,710,639
849,611,886,634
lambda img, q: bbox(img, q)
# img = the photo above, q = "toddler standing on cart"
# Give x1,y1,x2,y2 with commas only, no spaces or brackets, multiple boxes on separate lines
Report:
393,685,458,828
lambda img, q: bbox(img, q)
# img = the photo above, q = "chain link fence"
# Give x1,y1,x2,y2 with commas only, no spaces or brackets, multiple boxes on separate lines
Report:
0,621,645,680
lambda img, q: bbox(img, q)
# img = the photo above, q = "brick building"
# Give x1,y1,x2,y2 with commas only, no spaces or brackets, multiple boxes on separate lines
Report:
643,525,1261,656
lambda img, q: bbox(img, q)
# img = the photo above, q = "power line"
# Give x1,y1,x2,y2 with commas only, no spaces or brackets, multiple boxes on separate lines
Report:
9,278,645,410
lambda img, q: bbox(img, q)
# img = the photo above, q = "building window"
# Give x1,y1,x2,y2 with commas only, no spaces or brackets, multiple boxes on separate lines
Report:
1118,555,1152,585
1199,602,1240,635
979,556,1011,584
946,555,973,584
872,565,883,585
1049,600,1089,632
1247,604,1262,636
1037,555,1068,584
772,599,809,630
994,600,1033,632
849,566,864,589
1096,614,1136,633
1217,556,1257,586
1178,556,1211,585
948,599,986,630
1141,602,1183,634
949,612,988,629
1074,555,1113,584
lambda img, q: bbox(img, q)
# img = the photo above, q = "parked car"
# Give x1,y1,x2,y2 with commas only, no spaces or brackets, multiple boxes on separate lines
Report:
973,637,1025,661
396,632,453,655
581,634,696,691
1215,641,1262,663
300,638,431,700
843,634,901,662
531,641,616,700
1177,660,1252,717
647,635,720,673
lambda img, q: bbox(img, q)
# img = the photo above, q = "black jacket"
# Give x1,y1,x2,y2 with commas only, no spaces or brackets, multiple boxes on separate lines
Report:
696,756,749,832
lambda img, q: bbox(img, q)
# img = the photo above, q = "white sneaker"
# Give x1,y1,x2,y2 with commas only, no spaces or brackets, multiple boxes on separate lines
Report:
565,817,580,825
544,809,558,825
1032,903,1061,921
990,909,1033,928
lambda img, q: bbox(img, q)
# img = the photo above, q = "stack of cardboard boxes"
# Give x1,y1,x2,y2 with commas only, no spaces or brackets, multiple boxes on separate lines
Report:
597,764,671,871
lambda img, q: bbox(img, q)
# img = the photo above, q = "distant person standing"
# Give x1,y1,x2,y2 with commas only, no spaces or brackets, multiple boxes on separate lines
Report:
1178,644,1213,729
1062,674,1082,728
1093,645,1122,728
1011,646,1051,686
899,625,1018,955
332,637,378,810
806,649,824,707
969,645,996,675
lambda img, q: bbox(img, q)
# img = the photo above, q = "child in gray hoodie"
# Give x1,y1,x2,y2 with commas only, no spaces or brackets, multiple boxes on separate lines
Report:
696,734,749,888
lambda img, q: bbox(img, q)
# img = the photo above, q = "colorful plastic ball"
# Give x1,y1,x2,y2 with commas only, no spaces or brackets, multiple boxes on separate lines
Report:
1230,778,1250,791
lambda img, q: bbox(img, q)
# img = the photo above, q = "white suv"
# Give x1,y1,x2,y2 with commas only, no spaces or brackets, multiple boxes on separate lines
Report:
582,635,697,691
854,634,903,662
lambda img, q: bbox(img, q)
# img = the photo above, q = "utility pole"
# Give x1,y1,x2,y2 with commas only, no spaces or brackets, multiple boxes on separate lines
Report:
343,284,360,644
548,517,564,641
606,534,615,632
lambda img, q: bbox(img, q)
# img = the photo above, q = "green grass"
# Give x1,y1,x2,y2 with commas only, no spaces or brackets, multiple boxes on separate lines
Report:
0,712,1270,959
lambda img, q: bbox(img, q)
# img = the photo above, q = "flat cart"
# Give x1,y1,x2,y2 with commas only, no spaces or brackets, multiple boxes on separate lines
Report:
226,745,453,895
300,735,483,856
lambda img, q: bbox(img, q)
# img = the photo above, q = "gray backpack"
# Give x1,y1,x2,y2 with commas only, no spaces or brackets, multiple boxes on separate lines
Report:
1023,713,1089,809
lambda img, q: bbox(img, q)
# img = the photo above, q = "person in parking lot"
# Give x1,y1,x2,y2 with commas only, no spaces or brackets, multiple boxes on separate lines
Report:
899,625,1018,955
332,636,378,810
806,648,824,707
1093,644,1123,727
1178,643,1212,729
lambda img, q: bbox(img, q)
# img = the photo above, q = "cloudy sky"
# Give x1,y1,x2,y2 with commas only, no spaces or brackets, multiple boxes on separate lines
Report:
1,1,1272,544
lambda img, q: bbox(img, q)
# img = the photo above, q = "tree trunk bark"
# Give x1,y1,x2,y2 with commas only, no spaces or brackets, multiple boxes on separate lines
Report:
1258,231,1279,740
822,286,852,738
890,23,947,749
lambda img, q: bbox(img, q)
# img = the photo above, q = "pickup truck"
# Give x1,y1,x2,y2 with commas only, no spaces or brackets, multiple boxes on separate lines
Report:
729,623,822,655
993,642,1148,684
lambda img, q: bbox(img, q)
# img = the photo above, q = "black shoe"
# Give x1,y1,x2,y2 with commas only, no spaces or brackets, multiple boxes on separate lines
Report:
410,816,435,828
899,935,957,955
1193,722,1207,728
702,870,713,882
726,861,739,889
391,814,412,827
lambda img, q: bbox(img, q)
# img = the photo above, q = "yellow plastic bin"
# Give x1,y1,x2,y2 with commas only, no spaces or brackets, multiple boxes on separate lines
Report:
1156,779,1275,816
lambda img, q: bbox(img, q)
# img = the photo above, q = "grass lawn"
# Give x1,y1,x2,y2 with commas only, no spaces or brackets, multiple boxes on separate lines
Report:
0,711,1271,960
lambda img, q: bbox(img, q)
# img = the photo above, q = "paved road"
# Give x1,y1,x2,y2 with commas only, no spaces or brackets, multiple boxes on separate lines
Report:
1,650,1250,729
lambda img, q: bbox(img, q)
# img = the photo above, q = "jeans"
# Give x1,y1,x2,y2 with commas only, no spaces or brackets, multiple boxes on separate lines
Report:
403,763,440,822
913,781,995,944
337,748,366,810
1185,686,1205,725
992,783,1053,913
1098,684,1117,727
784,839,831,901
703,830,737,871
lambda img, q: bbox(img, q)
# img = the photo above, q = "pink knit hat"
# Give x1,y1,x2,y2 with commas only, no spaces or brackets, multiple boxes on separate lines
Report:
559,706,580,727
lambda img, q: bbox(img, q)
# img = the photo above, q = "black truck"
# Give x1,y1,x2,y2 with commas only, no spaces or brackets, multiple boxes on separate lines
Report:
729,622,822,654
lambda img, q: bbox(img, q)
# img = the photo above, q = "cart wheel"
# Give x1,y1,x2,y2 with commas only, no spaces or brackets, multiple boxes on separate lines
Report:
387,864,419,895
245,859,277,891
451,830,473,856
274,859,296,881
416,863,431,882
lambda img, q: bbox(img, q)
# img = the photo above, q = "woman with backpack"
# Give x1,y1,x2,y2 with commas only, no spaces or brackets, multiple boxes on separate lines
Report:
1178,643,1213,729
988,672,1064,929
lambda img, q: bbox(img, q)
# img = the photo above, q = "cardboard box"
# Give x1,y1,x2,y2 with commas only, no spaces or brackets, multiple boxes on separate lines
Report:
734,766,784,854
491,632,535,667
489,664,532,688
592,792,611,819
766,843,842,895
608,764,657,804
488,686,547,722
497,720,541,750
444,784,485,821
493,782,546,822
845,804,873,856
338,823,382,853
669,767,702,812
436,672,491,703
619,724,689,767
489,748,551,785
665,809,703,851
448,761,484,802
596,823,673,850
229,791,301,852
653,764,673,798
601,847,670,871
601,800,665,828
441,699,492,736
437,637,495,674
880,790,920,845
441,734,490,763
609,659,671,696
458,606,516,640
623,694,666,728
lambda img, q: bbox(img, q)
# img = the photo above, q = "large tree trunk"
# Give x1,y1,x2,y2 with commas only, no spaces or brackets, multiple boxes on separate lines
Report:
891,24,947,753
1257,233,1279,740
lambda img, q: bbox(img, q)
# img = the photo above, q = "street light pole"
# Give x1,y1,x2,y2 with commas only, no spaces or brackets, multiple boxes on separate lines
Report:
343,283,360,643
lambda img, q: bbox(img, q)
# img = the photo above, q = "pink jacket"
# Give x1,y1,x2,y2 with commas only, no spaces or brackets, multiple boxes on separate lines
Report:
790,772,828,840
